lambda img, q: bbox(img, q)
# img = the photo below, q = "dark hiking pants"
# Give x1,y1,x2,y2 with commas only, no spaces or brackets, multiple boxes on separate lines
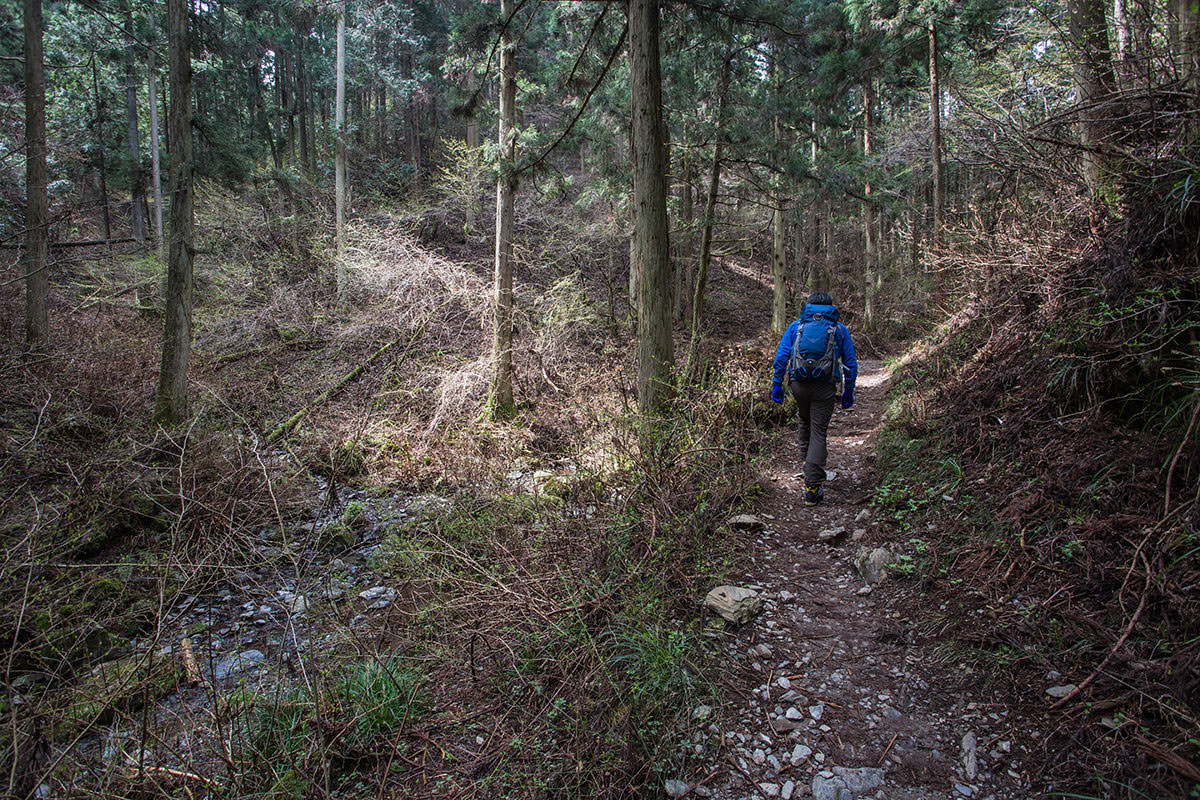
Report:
788,380,837,488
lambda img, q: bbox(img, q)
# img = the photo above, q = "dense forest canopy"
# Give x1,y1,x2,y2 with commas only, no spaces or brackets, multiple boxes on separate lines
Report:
1,0,1198,796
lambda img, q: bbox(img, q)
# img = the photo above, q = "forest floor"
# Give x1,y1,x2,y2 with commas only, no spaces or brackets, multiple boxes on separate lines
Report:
6,188,1192,797
686,361,1036,800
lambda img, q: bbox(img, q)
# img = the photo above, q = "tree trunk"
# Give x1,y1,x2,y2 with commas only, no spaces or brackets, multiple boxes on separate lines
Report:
335,0,348,306
23,0,48,348
1177,0,1199,101
629,0,673,414
297,43,310,173
285,52,297,168
805,116,825,304
929,23,945,249
91,52,113,255
154,0,194,425
121,0,146,247
148,57,165,260
863,77,877,332
486,0,517,419
466,116,480,232
690,46,731,334
909,202,922,285
628,221,638,315
1113,0,1130,76
677,125,693,323
406,52,422,194
770,38,788,337
1068,0,1118,209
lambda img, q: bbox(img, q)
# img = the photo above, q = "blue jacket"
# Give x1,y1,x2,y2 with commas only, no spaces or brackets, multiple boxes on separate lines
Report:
772,304,858,386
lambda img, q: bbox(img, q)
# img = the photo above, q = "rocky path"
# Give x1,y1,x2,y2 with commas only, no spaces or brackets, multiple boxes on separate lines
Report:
682,361,1033,800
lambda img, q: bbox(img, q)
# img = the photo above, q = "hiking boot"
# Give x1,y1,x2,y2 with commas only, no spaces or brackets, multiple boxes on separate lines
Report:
804,485,824,506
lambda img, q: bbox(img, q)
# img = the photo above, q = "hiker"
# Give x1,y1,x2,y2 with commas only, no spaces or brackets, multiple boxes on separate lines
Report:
770,292,858,507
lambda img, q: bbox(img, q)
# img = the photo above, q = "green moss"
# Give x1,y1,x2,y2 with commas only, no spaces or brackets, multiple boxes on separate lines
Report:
341,500,367,528
56,651,177,736
319,521,356,551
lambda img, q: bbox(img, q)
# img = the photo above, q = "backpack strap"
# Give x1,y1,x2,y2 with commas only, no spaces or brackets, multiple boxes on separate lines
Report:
789,321,804,381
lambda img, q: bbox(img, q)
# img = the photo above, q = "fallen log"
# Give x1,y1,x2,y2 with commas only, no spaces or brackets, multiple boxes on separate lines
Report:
264,325,425,444
179,637,202,687
0,237,136,249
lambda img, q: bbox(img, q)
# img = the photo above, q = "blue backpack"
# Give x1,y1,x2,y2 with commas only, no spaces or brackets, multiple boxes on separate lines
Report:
787,312,839,383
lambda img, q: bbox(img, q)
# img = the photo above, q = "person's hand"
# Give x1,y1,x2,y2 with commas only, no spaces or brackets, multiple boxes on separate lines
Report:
840,381,855,409
771,383,785,404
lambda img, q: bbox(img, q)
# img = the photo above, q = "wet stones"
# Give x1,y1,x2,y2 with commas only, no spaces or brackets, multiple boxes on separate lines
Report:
213,649,266,681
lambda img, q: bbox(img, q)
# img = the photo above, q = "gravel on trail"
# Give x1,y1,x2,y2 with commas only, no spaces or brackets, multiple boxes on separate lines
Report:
673,361,1037,800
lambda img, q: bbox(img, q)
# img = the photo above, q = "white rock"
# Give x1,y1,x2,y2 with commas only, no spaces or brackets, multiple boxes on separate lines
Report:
855,547,892,585
962,731,978,780
358,586,396,603
781,780,795,800
1045,684,1076,698
817,526,846,543
809,703,825,720
286,595,309,615
728,514,765,532
790,743,813,765
704,585,763,624
664,779,689,798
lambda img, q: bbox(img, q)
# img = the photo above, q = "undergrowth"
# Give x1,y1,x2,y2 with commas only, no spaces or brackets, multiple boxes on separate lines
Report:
0,165,769,798
873,217,1200,798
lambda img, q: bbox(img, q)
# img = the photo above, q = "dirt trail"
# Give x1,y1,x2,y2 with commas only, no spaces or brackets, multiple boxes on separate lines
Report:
688,360,1032,800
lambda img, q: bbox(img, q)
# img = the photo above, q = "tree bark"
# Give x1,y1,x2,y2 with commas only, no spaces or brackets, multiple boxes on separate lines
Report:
335,0,348,306
154,0,194,425
91,52,114,255
677,124,693,323
629,0,673,414
24,0,49,348
806,116,826,302
1178,0,1199,99
1113,0,1130,74
1068,0,1118,208
406,52,422,193
863,77,877,331
690,46,731,334
297,42,310,173
466,115,480,233
486,0,517,419
148,57,165,260
929,23,945,249
770,36,788,337
121,0,146,247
